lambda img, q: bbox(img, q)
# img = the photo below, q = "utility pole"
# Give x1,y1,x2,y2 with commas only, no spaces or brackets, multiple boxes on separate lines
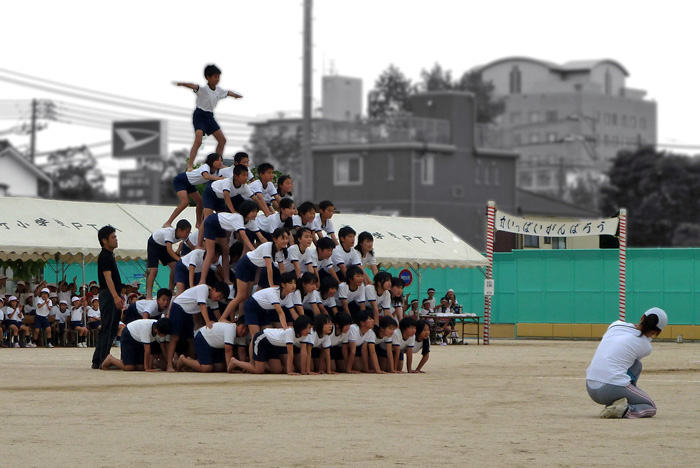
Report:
29,98,37,163
300,0,313,202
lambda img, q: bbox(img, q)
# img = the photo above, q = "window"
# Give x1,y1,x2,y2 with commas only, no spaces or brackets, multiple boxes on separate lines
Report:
543,237,552,245
492,162,500,186
509,66,522,94
475,159,482,185
529,111,540,123
333,154,363,186
524,235,540,248
529,133,540,144
595,111,601,122
611,136,619,146
512,133,522,146
483,164,490,185
603,134,609,146
420,154,434,185
510,112,521,125
519,172,533,187
604,113,611,124
545,110,558,122
536,171,552,187
546,132,558,143
622,115,627,127
640,117,647,130
605,69,612,95
387,154,394,181
611,114,617,126
552,237,567,249
630,116,637,128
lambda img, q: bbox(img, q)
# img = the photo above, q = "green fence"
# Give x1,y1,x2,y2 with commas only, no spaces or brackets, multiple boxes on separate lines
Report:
44,259,172,293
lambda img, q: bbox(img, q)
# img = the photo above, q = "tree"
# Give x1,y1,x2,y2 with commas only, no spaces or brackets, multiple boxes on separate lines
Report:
42,146,111,201
367,65,413,120
419,63,454,92
247,127,302,182
601,147,700,246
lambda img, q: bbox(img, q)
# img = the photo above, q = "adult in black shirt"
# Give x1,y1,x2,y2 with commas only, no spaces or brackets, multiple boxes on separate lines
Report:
92,225,124,369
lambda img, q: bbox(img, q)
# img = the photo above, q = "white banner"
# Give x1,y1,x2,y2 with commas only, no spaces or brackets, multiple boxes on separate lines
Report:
494,210,619,237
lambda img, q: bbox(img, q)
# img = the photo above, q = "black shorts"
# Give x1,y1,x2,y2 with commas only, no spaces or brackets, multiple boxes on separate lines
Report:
193,108,220,136
194,333,225,365
330,345,344,361
169,303,194,339
202,183,228,212
173,172,197,194
147,237,175,268
121,329,147,366
251,331,286,362
122,303,141,325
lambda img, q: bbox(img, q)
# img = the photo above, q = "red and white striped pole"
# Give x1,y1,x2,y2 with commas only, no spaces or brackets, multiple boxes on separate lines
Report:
484,201,496,345
618,208,627,321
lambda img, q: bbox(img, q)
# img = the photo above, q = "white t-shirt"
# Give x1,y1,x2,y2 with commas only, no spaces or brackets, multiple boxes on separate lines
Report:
375,332,394,350
312,214,335,235
152,227,182,247
361,251,377,268
329,325,349,347
392,328,415,351
87,307,101,320
185,163,216,185
195,84,228,112
309,329,331,349
246,242,286,268
70,306,83,322
347,324,375,347
173,284,209,314
289,245,315,273
180,249,208,274
331,245,361,272
252,287,295,310
6,306,22,321
321,295,337,310
215,212,248,233
290,290,321,310
196,322,236,349
126,319,157,344
337,283,365,305
134,299,161,318
257,212,299,234
318,257,333,274
219,165,254,182
35,298,52,317
364,285,391,313
211,178,253,200
262,327,313,348
57,290,72,304
586,321,653,386
248,180,278,203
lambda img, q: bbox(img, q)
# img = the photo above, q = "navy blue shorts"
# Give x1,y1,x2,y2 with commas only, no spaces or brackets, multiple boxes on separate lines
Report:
375,344,387,358
311,346,328,359
268,306,293,325
88,321,100,330
251,331,286,362
258,266,280,289
259,231,273,242
203,214,226,240
194,333,226,365
70,320,83,330
330,345,344,361
120,329,148,366
58,323,66,334
180,242,193,257
123,303,140,325
236,255,261,283
34,315,50,329
147,237,175,268
193,108,220,136
202,184,228,212
8,320,23,329
174,260,198,287
169,303,194,339
243,297,270,328
173,172,197,194
348,302,363,324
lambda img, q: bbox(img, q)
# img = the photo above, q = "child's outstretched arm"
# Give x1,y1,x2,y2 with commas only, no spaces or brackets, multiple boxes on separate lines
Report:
227,90,243,99
175,82,199,91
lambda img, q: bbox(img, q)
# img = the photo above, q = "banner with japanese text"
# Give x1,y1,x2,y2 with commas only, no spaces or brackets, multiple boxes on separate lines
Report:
494,211,619,237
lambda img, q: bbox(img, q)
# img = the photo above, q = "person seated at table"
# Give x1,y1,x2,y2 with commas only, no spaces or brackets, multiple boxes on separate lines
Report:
434,297,452,345
406,299,420,317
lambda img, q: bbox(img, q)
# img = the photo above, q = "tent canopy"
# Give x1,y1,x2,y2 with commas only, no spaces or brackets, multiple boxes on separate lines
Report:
0,198,487,269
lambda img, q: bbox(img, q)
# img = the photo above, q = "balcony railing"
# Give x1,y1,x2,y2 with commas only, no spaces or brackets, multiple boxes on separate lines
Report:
313,117,451,145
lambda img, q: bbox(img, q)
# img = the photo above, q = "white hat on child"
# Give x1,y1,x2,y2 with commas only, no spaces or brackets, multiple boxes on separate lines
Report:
71,296,81,303
643,307,668,331
41,287,50,294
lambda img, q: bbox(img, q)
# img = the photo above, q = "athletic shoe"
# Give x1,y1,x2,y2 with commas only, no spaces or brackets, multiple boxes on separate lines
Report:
81,342,87,348
441,341,447,346
47,343,54,348
599,397,628,419
13,342,20,348
26,342,37,348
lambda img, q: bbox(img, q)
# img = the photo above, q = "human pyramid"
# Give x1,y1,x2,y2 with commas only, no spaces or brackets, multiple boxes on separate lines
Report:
98,64,433,375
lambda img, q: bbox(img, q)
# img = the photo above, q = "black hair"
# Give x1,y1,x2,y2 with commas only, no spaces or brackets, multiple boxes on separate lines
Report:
391,277,406,288
229,241,244,260
294,227,312,245
639,313,661,337
97,225,116,248
427,287,435,293
346,266,364,283
233,164,249,177
319,200,334,211
279,198,296,230
313,313,332,336
204,152,222,168
279,198,294,211
332,310,353,328
235,314,246,325
293,314,312,337
422,298,431,306
297,201,316,216
233,152,249,164
279,271,297,286
379,315,397,330
156,288,173,300
373,271,392,291
277,175,292,195
356,309,372,325
296,272,319,300
257,162,274,175
175,219,192,232
204,64,221,78
338,226,356,240
399,316,418,333
320,276,340,297
155,317,171,335
236,200,259,220
354,231,375,256
316,237,335,252
415,319,430,338
212,282,229,297
271,228,289,260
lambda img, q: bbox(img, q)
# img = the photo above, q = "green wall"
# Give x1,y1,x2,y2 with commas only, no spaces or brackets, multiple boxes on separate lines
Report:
44,259,172,293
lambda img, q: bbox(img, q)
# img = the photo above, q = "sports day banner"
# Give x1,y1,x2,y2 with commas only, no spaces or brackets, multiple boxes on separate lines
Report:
494,210,619,237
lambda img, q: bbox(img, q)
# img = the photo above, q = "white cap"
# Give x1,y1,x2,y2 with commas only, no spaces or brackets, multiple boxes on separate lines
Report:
71,296,81,303
59,300,68,306
8,295,17,302
130,280,140,288
644,307,668,331
447,289,454,293
91,297,99,302
0,297,4,303
41,287,50,294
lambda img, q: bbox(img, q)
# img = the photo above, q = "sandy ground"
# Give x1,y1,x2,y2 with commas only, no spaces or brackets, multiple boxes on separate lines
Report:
1,339,699,468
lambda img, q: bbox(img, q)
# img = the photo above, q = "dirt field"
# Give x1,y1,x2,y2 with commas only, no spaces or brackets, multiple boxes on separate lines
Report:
1,339,698,468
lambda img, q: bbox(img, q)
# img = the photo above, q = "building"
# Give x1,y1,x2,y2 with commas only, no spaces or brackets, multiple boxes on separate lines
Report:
0,140,52,197
322,75,362,121
475,57,657,195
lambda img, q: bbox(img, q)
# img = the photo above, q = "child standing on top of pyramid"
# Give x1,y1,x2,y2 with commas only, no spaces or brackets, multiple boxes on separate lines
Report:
175,64,243,171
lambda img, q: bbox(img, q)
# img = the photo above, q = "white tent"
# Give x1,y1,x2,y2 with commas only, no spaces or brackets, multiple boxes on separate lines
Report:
0,198,487,271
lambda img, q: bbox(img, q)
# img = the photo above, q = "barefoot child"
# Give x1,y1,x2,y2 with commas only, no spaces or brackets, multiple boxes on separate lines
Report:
101,318,171,372
122,288,172,325
177,321,236,373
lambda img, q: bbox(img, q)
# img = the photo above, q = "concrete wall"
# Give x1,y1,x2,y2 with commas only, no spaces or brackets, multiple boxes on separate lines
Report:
0,151,40,197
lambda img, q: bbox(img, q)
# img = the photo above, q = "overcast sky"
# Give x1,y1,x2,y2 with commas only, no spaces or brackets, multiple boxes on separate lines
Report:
1,0,697,192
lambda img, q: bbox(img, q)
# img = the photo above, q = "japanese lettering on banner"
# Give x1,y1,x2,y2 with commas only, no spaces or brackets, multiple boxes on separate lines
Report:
494,211,619,237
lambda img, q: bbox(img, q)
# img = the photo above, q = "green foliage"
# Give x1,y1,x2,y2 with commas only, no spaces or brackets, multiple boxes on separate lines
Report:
42,145,112,201
367,64,413,120
0,259,47,281
247,129,300,182
601,147,700,246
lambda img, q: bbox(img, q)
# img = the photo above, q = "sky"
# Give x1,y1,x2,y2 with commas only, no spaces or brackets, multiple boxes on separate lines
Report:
1,0,698,192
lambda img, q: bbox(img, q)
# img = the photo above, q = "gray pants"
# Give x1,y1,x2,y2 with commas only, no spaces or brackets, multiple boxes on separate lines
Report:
586,360,656,418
